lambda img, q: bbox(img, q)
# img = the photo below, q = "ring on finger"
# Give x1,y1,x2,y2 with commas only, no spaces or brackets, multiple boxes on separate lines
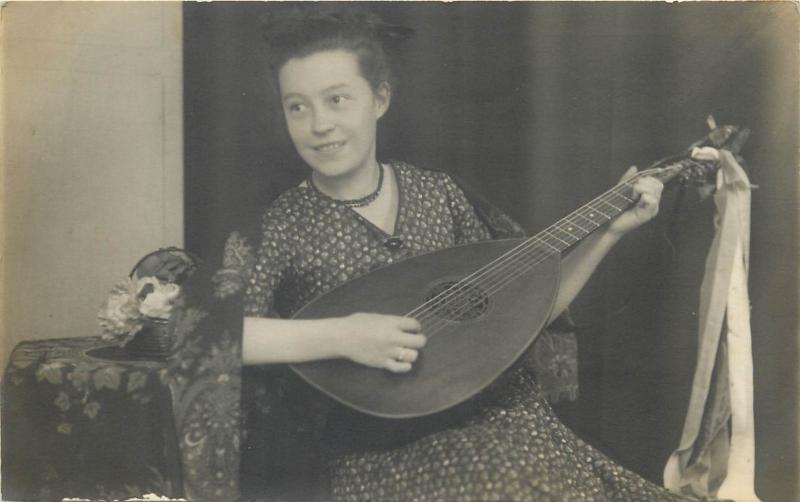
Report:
396,348,408,363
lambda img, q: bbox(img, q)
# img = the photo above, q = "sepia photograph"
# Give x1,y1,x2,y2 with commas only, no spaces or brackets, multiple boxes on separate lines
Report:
1,2,797,501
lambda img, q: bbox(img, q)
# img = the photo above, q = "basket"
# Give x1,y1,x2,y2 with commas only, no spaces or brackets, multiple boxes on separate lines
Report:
124,319,173,359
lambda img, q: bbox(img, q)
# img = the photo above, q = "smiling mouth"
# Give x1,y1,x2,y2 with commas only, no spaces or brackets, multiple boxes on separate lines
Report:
313,141,346,153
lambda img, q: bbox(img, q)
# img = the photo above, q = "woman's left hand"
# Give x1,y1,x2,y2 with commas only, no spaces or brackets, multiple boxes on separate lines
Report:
607,166,664,237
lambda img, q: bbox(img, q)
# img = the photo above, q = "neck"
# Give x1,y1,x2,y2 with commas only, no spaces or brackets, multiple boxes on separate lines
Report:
311,159,382,200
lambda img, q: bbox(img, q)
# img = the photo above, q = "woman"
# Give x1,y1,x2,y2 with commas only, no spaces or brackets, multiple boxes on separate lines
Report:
240,8,683,502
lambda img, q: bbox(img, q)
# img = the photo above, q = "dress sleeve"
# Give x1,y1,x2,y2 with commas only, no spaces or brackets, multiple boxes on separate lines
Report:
243,207,293,318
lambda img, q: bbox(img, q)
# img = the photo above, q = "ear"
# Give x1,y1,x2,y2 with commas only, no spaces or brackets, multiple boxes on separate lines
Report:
374,81,391,119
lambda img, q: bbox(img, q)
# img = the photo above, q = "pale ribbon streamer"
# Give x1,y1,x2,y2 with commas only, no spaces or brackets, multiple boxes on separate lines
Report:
663,148,760,501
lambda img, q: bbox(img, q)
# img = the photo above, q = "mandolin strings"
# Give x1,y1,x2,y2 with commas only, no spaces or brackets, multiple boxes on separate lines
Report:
410,180,637,328
412,161,695,337
407,159,693,336
407,180,639,335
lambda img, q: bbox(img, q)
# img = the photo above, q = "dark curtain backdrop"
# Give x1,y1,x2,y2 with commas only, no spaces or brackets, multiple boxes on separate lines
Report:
184,3,798,500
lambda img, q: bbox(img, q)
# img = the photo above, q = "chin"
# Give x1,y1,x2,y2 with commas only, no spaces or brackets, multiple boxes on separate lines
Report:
307,156,361,179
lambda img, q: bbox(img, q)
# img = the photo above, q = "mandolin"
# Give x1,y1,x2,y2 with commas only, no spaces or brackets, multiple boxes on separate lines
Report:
290,124,749,419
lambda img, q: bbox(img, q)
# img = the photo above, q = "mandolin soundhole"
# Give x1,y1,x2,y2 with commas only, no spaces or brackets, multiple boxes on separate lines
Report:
424,280,489,322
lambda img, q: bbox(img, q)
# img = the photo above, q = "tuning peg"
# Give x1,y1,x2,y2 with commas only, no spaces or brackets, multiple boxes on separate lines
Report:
727,128,751,155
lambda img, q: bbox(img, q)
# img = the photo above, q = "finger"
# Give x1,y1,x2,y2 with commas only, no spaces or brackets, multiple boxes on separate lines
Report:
637,193,659,211
635,177,664,194
394,347,419,363
395,316,422,333
631,180,663,202
620,166,638,183
385,359,413,373
397,333,427,348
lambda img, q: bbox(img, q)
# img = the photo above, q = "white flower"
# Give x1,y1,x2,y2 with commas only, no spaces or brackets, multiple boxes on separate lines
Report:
98,278,143,337
138,279,181,319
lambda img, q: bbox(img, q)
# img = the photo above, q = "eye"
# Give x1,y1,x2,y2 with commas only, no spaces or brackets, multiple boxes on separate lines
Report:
286,102,307,114
329,94,350,106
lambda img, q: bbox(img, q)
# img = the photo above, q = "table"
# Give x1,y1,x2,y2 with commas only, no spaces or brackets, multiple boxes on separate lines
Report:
2,336,183,500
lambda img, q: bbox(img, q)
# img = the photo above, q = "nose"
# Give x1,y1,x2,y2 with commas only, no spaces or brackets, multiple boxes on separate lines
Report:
311,107,334,136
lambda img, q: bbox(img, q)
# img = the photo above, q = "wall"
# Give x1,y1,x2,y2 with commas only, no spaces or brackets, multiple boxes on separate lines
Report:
1,3,183,363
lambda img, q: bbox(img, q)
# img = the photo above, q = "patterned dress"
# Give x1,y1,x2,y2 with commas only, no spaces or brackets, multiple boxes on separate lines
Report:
242,162,690,501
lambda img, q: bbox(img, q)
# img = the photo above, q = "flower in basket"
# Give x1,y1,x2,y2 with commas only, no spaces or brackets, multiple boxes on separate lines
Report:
138,277,181,319
97,276,181,343
97,248,198,344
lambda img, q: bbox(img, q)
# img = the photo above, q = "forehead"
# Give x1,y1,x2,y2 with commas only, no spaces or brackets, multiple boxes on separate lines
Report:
279,49,368,97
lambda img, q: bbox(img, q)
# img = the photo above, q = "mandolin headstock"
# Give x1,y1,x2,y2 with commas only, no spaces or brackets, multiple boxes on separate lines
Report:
676,159,719,189
633,117,750,192
693,115,750,156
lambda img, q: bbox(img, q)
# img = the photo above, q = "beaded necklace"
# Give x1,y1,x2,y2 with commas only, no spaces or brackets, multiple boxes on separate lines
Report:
309,163,384,208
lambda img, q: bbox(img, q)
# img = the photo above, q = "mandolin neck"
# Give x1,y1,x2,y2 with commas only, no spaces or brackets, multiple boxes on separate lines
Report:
527,184,635,256
403,156,717,324
521,159,696,258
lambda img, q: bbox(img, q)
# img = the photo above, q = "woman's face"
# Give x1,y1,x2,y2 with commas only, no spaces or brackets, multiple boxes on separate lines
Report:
278,49,390,180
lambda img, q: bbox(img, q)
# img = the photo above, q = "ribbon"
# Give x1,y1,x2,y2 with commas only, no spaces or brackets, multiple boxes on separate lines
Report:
663,148,760,501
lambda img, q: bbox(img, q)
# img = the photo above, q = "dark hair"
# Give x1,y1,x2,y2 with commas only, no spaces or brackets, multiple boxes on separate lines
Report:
262,6,412,93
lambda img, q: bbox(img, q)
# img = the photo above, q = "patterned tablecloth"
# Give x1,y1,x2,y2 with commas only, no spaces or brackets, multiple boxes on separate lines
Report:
2,336,183,500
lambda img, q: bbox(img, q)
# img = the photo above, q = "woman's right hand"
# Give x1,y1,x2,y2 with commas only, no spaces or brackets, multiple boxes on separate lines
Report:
333,313,427,373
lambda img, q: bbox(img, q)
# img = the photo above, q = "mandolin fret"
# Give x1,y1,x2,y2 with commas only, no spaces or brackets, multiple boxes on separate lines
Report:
600,198,623,211
512,184,639,266
609,190,634,204
549,226,580,244
570,212,600,230
577,207,611,225
588,202,615,219
558,218,591,237
534,234,564,253
543,229,571,247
